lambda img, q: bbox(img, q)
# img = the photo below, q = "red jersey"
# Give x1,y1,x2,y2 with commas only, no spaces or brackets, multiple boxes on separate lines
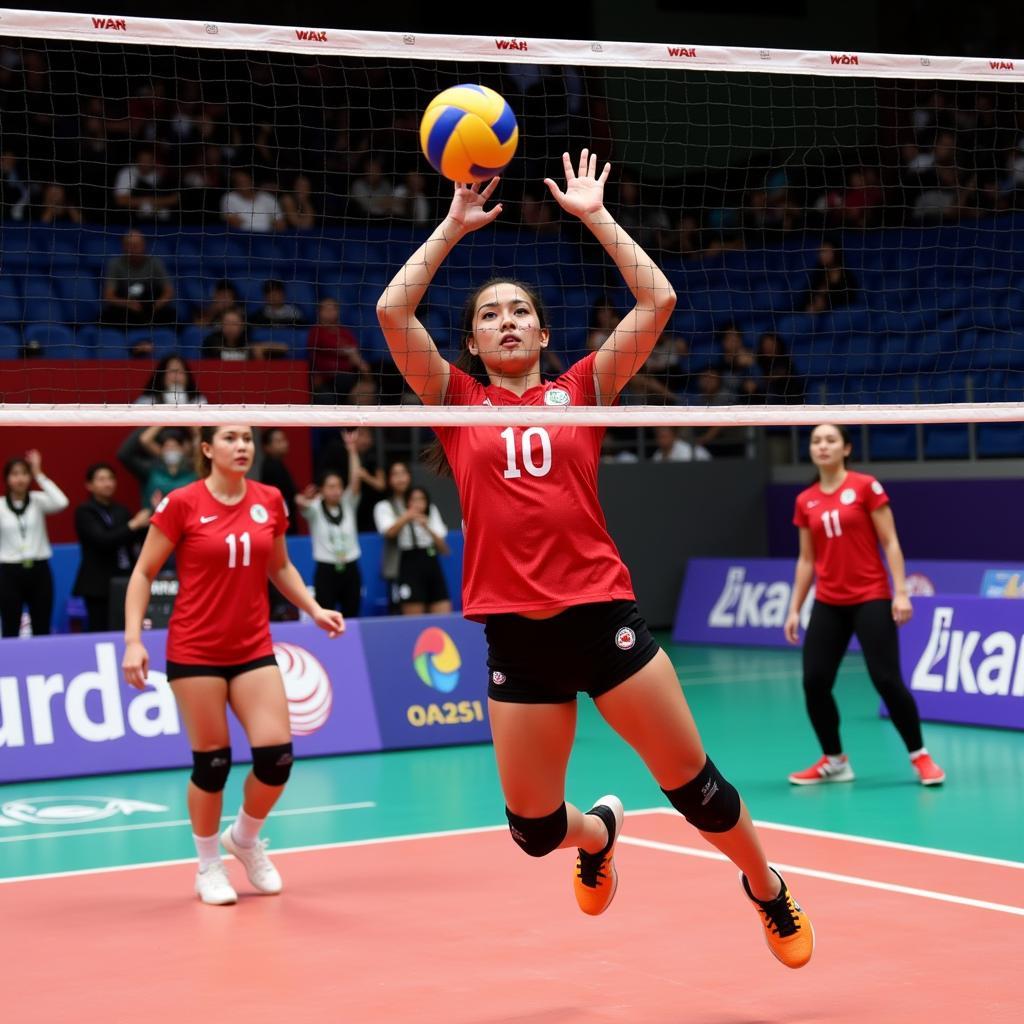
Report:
793,470,891,605
150,478,289,663
436,352,635,620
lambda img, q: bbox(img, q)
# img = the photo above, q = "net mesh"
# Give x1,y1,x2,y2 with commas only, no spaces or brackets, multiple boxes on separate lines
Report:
0,12,1021,456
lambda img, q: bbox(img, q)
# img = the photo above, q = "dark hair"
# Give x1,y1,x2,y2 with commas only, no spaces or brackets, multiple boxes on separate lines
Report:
262,427,285,449
85,461,116,482
385,460,412,497
263,279,285,295
3,457,29,485
317,470,344,489
422,278,549,478
407,485,433,512
212,278,237,295
142,353,200,399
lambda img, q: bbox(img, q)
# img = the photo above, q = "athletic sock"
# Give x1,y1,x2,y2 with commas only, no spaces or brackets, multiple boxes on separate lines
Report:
908,747,928,761
231,807,265,848
193,833,222,870
825,754,848,768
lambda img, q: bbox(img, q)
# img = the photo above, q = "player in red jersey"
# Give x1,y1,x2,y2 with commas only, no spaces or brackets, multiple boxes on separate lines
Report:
376,151,814,969
785,423,945,787
121,425,345,905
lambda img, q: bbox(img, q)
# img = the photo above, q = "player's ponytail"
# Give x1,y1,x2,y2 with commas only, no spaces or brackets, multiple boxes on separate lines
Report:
196,426,216,477
422,278,549,479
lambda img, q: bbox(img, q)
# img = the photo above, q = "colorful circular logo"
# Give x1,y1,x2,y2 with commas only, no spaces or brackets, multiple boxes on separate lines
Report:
615,627,636,650
413,627,462,693
274,642,333,735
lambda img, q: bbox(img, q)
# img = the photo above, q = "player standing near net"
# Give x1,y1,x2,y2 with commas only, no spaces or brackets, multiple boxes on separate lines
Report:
376,150,814,968
121,425,345,905
785,423,945,786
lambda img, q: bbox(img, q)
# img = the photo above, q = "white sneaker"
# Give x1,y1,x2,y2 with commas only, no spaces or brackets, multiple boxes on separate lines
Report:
221,826,283,895
195,861,237,905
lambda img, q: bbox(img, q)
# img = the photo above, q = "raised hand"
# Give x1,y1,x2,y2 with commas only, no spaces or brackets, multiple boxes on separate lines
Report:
544,149,611,220
25,449,42,477
445,178,503,234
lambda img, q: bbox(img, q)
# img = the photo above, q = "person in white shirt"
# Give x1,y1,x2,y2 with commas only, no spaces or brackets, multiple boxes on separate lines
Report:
650,425,712,463
0,450,69,636
374,462,451,616
220,169,284,233
296,431,363,618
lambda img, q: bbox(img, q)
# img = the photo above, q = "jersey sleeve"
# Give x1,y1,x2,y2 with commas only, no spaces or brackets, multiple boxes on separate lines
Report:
150,487,188,544
792,493,809,528
443,364,485,405
864,476,889,513
558,352,601,406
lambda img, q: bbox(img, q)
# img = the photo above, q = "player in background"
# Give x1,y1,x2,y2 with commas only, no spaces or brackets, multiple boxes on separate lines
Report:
376,151,814,969
785,423,945,786
122,425,345,905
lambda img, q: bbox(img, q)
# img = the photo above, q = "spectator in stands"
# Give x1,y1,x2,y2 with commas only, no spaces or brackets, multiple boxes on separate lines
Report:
350,156,403,218
585,299,619,353
279,173,317,230
137,425,198,507
913,165,963,223
251,279,305,328
112,148,180,223
308,297,370,402
259,428,298,534
650,425,711,462
831,168,884,229
192,279,240,328
100,230,176,328
316,425,386,533
716,325,762,400
37,183,82,224
802,242,858,314
395,171,433,224
72,463,150,632
614,170,673,252
693,368,747,458
639,334,692,397
0,450,68,637
521,185,559,233
202,307,251,360
0,150,30,221
134,353,207,406
220,168,285,232
755,332,805,405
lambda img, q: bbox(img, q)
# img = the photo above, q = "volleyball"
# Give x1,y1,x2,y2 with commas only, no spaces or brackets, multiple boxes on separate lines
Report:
419,84,519,183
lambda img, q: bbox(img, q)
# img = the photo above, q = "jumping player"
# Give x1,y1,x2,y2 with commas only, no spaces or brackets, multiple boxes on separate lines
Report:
785,423,945,786
376,151,814,968
121,425,345,905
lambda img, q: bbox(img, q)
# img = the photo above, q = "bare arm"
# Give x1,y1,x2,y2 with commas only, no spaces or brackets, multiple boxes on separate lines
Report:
345,433,362,499
121,525,175,688
266,536,344,637
784,527,816,644
139,425,164,458
872,504,912,625
376,179,503,405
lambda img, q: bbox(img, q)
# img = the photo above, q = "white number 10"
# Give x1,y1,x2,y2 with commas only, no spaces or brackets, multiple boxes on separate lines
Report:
501,427,552,479
226,531,251,568
821,510,842,538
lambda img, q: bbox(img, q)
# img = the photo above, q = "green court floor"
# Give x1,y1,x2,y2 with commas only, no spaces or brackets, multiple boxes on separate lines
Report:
1,640,1021,881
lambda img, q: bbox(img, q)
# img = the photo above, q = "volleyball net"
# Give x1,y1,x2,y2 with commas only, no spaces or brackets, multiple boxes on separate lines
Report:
0,9,1022,437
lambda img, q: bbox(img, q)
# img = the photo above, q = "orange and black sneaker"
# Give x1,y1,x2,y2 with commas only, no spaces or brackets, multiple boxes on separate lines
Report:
573,795,624,916
741,868,814,969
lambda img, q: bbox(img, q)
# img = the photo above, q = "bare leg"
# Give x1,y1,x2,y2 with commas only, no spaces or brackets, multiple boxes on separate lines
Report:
170,676,230,837
595,649,779,900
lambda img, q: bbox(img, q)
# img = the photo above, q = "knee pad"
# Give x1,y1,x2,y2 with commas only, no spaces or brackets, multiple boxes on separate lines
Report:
251,743,294,787
506,803,568,858
662,756,741,834
191,747,232,793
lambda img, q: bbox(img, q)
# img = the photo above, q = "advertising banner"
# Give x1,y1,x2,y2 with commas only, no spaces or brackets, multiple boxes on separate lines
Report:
673,558,1009,647
897,597,1024,731
0,616,489,784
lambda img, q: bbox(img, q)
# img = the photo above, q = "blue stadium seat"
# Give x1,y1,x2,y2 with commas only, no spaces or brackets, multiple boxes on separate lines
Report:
0,323,21,358
0,294,22,324
22,297,66,326
22,322,79,358
26,226,81,272
92,329,132,359
52,276,102,325
251,326,308,359
124,328,179,358
977,422,1024,457
923,370,971,460
178,325,207,361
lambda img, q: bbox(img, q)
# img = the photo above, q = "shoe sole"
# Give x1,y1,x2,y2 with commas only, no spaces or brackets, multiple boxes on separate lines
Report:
920,776,946,786
194,877,237,906
220,828,282,895
788,773,855,785
578,795,624,916
740,871,815,970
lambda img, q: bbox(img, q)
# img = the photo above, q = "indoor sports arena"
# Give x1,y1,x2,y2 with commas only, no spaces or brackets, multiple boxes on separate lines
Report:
0,5,1021,1022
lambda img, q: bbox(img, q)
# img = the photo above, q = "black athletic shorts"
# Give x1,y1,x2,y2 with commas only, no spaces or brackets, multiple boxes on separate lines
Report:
392,548,450,606
166,654,279,682
485,600,660,704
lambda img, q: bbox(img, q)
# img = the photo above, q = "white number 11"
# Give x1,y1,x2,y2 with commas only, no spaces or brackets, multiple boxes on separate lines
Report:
821,510,842,538
226,531,251,568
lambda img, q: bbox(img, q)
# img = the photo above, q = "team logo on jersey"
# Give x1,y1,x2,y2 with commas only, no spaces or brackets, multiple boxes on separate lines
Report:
615,627,636,650
155,495,169,513
274,642,333,735
871,480,885,495
840,488,857,505
491,670,506,686
250,503,269,524
544,388,571,406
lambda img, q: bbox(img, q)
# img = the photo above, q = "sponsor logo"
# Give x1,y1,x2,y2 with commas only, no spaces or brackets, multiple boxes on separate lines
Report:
701,780,719,806
920,57,931,66
807,499,820,509
981,570,1024,598
0,642,179,750
911,606,1024,696
615,627,636,651
871,480,885,495
906,573,936,597
406,700,485,727
840,488,856,505
413,627,461,694
0,796,167,827
491,670,506,686
295,29,328,42
155,495,169,514
760,49,771,60
92,16,127,31
830,53,860,65
250,503,269,524
205,23,219,34
199,515,218,524
495,38,528,51
990,60,1015,70
544,387,571,406
667,46,697,58
403,34,416,45
707,566,811,629
592,43,604,53
274,642,333,735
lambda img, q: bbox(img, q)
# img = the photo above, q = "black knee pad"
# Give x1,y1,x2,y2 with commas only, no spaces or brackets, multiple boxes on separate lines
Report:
191,747,232,793
662,756,741,833
506,803,568,858
251,743,294,786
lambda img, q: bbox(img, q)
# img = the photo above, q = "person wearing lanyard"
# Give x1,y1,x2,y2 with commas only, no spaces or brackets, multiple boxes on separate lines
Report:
72,462,152,632
0,450,69,637
297,430,363,619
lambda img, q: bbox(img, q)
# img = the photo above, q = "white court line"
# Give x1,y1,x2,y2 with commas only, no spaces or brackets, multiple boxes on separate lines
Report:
618,835,1024,918
0,801,376,845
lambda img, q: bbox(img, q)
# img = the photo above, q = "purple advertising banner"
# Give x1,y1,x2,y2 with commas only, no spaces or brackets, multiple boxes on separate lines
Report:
0,616,489,784
897,596,1024,731
673,558,1004,647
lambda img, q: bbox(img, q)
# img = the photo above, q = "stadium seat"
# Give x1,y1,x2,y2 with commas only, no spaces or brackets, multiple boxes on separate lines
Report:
178,325,208,361
0,323,21,358
22,322,79,358
52,276,103,325
0,293,22,324
977,422,1024,457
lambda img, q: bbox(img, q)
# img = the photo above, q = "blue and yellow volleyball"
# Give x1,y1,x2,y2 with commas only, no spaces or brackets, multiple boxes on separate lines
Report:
420,84,518,183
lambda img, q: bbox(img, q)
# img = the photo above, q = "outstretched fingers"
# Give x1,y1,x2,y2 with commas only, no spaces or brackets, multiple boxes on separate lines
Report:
480,176,501,199
543,177,565,202
599,161,611,185
562,150,576,180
